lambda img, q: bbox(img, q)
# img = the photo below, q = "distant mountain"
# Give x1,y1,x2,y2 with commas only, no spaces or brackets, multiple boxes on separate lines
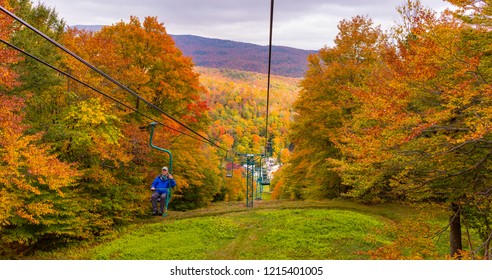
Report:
72,25,316,78
171,35,316,78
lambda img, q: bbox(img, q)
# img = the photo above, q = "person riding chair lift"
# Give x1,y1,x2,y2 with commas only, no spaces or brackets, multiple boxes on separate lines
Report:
151,166,176,216
148,122,176,217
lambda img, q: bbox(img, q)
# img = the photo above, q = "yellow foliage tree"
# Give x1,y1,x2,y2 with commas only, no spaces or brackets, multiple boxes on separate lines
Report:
0,95,81,255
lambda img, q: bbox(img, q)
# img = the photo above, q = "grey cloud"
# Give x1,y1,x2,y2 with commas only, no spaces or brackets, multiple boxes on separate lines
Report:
38,0,452,49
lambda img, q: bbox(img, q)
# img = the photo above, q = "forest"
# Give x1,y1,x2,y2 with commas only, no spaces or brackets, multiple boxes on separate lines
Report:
1,0,491,260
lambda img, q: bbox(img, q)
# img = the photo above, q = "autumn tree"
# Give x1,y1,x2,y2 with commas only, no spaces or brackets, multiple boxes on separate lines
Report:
335,0,492,258
282,0,491,258
95,16,210,129
392,0,492,259
0,9,85,252
168,139,223,210
8,0,66,110
360,0,492,259
446,0,492,259
278,15,387,200
0,0,20,88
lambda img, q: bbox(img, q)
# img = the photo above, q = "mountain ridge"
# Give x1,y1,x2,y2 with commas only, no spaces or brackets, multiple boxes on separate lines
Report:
73,25,316,78
172,34,315,78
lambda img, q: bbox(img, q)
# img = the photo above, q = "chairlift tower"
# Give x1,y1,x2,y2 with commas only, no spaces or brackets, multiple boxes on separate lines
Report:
237,153,262,208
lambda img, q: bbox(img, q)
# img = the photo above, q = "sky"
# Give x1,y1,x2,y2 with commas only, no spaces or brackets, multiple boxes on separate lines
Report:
33,0,452,50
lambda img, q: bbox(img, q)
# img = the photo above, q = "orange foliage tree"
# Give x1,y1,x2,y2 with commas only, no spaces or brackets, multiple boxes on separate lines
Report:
338,0,492,258
96,16,209,128
0,0,20,88
0,95,82,256
283,0,492,258
276,15,386,200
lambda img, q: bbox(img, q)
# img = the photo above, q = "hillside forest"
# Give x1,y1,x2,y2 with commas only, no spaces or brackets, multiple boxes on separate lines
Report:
171,35,316,78
1,0,492,259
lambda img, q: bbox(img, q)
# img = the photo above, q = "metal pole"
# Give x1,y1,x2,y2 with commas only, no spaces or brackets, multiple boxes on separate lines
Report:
149,122,172,173
246,156,254,208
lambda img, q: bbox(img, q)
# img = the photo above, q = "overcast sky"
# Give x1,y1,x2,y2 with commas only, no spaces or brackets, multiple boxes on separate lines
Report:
34,0,452,50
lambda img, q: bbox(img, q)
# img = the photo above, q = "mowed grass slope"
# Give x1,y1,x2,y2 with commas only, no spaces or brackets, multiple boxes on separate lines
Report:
86,200,449,260
94,209,389,260
33,200,450,260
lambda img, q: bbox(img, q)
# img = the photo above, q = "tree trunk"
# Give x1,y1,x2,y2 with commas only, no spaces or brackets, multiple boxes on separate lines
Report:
485,237,490,260
450,202,463,259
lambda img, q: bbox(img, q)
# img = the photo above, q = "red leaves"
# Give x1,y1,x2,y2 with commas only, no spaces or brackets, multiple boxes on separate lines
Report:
0,0,21,88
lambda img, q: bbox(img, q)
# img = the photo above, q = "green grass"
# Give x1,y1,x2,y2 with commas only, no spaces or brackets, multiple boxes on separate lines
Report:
92,208,391,260
32,200,454,260
94,217,241,259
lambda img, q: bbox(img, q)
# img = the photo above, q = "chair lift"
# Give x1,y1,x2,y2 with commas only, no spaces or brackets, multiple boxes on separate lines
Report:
260,158,270,186
149,122,173,217
255,167,264,200
265,140,273,157
261,141,272,186
225,153,234,178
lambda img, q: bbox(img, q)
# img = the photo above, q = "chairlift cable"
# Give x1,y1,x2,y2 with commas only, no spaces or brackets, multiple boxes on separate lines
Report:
264,0,274,153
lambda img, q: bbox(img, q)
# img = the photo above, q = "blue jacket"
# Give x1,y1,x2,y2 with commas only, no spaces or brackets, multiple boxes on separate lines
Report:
151,175,176,195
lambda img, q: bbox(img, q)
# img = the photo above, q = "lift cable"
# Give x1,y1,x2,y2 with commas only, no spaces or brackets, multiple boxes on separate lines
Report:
264,0,274,153
0,38,220,148
0,5,223,150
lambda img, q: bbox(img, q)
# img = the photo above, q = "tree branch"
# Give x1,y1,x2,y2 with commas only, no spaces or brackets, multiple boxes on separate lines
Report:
446,148,492,178
423,126,471,133
472,231,492,259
